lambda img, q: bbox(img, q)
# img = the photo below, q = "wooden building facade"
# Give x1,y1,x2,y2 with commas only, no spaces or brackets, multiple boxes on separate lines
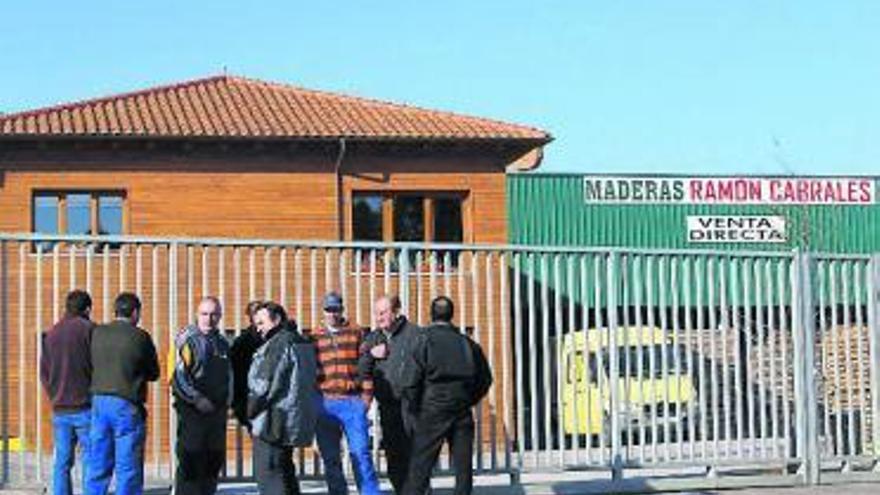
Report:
0,75,550,477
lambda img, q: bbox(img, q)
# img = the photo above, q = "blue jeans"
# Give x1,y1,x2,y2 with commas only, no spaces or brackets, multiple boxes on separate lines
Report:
86,395,146,495
316,396,380,495
52,409,91,495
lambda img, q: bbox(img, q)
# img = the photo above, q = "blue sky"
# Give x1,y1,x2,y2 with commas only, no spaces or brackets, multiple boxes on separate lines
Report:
2,1,877,175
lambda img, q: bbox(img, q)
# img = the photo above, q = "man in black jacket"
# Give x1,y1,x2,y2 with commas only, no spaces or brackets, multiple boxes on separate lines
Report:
359,295,421,493
229,300,264,430
172,296,232,495
401,296,492,495
86,292,160,495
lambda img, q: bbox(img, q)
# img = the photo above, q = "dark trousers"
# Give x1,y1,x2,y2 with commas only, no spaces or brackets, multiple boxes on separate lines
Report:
380,402,414,493
174,405,226,495
402,409,474,495
253,436,300,495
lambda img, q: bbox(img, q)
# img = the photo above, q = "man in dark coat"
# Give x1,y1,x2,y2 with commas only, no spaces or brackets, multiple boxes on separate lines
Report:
40,289,94,495
359,294,422,493
229,300,264,429
401,296,492,495
86,292,160,495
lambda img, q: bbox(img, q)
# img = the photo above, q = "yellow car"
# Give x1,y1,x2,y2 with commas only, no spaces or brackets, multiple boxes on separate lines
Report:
560,326,697,440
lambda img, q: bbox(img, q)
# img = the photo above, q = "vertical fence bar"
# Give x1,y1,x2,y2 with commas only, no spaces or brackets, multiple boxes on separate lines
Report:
0,241,8,485
472,252,484,472
579,255,592,466
119,245,127,292
565,255,578,466
671,256,684,461
730,257,744,460
659,256,671,462
500,253,512,472
539,255,552,466
779,260,792,461
645,256,657,462
416,251,424,325
86,246,93,296
486,252,498,471
69,245,76,290
719,257,731,459
35,246,44,482
187,246,194,321
695,256,708,461
514,253,525,471
754,259,767,458
764,259,779,459
354,251,362,324
817,260,830,455
607,252,622,480
151,246,161,478
17,245,25,482
830,262,843,457
264,248,273,301
869,255,880,458
634,255,646,462
527,254,538,468
842,262,856,458
52,245,59,324
169,243,179,477
684,256,695,461
743,258,756,457
594,255,606,466
854,262,869,457
553,255,564,467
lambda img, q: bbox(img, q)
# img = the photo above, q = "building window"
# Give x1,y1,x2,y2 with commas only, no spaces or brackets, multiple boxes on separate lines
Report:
32,191,126,251
352,192,465,271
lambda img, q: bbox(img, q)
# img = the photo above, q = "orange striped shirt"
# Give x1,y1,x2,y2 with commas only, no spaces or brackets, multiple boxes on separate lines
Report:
308,321,373,402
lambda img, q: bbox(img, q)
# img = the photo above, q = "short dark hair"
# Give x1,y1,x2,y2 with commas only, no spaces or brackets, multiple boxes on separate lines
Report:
258,301,288,325
430,296,454,323
114,292,142,318
65,290,92,317
246,300,264,319
384,294,402,313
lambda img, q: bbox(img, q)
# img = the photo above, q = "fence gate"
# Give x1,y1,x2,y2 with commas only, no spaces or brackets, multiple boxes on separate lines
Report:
1,233,880,493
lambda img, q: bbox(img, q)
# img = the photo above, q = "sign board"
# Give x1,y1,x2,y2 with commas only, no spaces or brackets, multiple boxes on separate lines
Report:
583,176,876,205
687,215,787,243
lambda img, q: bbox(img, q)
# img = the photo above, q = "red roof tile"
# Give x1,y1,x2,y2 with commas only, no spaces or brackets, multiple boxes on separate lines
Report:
0,75,550,142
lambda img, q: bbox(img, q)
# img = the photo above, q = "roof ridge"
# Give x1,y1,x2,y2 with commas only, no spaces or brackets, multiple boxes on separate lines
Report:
225,75,548,136
0,74,232,123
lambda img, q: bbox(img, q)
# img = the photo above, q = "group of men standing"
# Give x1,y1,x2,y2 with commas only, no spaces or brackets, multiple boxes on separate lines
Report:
40,288,492,495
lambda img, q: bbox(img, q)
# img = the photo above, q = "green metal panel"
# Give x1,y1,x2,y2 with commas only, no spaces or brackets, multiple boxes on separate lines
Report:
508,174,880,253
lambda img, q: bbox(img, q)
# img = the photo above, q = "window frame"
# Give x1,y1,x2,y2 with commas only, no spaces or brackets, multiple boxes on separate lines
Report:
350,190,468,244
31,190,128,250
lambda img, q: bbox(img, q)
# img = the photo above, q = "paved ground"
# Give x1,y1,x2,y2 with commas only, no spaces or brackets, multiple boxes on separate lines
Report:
3,479,880,495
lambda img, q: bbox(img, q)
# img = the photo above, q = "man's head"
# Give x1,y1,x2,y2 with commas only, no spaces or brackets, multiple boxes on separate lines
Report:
114,292,142,324
430,296,454,324
254,301,287,336
245,300,263,327
65,289,92,319
196,296,222,333
375,294,401,331
322,291,344,328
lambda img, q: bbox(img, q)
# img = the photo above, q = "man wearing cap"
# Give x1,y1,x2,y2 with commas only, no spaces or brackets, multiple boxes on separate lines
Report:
309,292,380,495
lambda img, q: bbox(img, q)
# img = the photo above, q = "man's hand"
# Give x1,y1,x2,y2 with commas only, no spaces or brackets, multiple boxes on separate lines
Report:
194,396,216,414
370,343,388,359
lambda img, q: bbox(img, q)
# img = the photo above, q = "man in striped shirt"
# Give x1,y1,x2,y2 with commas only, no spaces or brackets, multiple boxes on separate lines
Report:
311,292,380,495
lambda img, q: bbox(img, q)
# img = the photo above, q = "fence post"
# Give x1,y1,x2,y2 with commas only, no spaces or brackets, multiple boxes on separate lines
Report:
399,246,410,314
868,255,880,465
607,251,622,481
792,252,819,485
0,240,7,486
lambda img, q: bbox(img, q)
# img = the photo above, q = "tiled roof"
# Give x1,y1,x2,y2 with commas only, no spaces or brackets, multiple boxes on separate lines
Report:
0,75,550,142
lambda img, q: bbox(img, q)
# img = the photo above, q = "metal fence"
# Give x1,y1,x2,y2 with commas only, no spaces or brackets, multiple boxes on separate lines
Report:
0,233,878,492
